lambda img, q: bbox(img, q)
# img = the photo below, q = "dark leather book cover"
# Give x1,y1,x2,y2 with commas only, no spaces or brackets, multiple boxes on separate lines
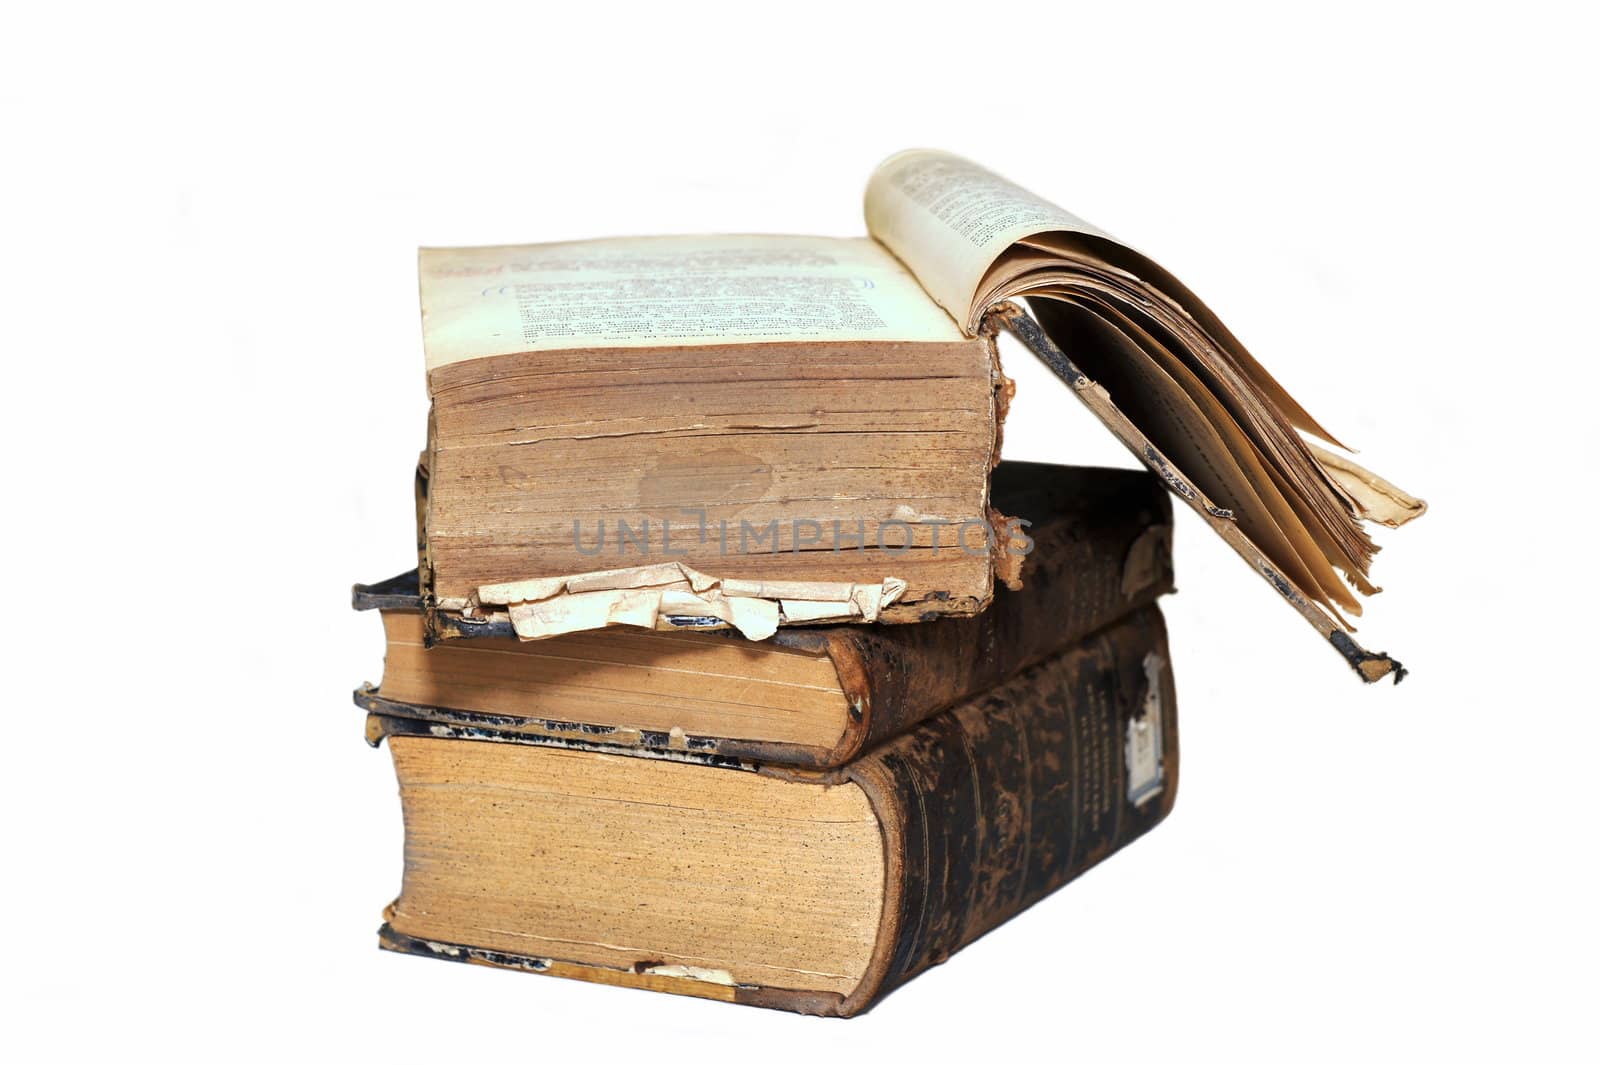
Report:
355,462,1174,768
369,605,1178,1016
836,604,1177,1014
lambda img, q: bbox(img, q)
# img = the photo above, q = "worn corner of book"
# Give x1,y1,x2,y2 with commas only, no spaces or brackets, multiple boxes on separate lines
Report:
987,506,1028,591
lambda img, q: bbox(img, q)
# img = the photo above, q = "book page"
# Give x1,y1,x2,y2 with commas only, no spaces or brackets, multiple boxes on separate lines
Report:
420,234,963,370
864,149,1113,331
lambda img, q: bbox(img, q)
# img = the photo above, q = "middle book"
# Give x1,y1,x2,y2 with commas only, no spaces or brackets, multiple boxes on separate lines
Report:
356,462,1172,769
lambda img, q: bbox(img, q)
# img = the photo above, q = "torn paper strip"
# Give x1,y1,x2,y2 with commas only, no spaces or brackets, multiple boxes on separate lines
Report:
476,562,907,642
1308,443,1428,529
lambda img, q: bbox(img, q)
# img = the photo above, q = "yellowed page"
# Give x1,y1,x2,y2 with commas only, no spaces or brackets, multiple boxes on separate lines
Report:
476,561,907,643
1307,443,1428,528
864,149,1113,331
420,233,963,370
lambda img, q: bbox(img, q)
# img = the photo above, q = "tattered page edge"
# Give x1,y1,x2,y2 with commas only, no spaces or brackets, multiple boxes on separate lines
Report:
361,703,759,769
375,910,847,1016
1307,441,1428,529
452,561,908,643
990,302,1405,684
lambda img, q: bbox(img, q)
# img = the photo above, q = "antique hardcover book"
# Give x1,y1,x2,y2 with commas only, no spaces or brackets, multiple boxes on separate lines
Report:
415,150,1422,679
420,233,1005,635
370,605,1177,1017
358,462,1172,768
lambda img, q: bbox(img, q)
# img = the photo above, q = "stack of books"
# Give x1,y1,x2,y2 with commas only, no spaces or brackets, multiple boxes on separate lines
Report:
354,151,1421,1016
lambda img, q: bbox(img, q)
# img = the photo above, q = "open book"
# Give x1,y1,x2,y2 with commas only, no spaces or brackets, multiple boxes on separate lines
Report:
869,150,1424,679
417,150,1422,681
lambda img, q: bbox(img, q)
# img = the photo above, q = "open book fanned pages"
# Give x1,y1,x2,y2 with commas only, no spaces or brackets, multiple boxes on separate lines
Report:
418,150,1423,681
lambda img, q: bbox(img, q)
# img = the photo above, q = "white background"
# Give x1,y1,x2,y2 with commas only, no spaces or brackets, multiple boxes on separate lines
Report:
6,2,1596,1060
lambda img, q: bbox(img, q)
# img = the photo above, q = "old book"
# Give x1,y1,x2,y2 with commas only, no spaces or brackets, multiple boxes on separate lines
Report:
357,462,1172,768
369,605,1177,1017
420,234,1007,637
416,150,1422,679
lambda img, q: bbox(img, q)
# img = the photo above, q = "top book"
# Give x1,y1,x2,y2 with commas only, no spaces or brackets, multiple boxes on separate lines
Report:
415,150,1424,680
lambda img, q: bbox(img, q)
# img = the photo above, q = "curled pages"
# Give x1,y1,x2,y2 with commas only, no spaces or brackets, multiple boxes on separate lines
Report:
866,150,1425,681
476,562,907,643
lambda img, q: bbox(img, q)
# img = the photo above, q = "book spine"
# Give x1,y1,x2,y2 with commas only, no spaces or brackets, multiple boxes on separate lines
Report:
822,474,1172,767
838,605,1178,1016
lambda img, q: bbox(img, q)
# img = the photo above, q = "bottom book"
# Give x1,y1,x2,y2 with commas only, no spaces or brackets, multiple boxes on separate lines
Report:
367,606,1179,1017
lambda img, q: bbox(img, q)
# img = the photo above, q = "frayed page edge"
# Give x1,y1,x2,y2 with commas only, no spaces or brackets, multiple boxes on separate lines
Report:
461,561,907,642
